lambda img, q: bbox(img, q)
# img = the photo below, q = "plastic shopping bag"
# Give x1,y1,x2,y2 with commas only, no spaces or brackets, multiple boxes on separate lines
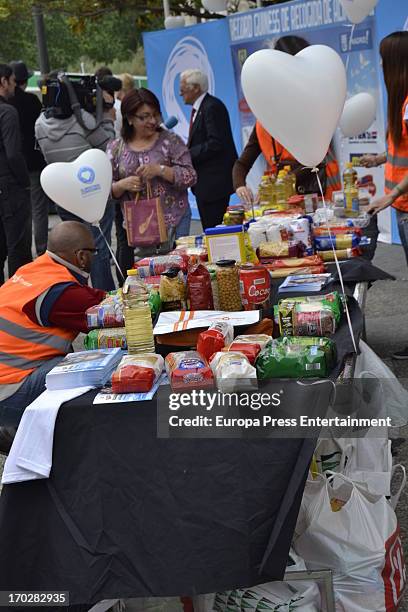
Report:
193,550,321,611
355,340,408,428
294,473,406,611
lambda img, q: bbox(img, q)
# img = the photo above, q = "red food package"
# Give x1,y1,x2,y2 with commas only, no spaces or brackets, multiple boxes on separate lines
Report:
111,354,164,394
228,334,272,365
197,322,234,361
188,263,214,310
165,351,214,391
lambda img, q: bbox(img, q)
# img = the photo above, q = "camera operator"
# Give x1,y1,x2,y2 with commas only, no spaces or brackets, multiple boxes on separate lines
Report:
35,70,118,291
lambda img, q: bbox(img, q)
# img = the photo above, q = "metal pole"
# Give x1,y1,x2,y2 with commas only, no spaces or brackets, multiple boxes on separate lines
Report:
32,5,50,75
162,0,171,19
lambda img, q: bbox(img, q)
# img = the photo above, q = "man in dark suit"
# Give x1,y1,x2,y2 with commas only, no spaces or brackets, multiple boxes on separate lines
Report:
180,69,237,230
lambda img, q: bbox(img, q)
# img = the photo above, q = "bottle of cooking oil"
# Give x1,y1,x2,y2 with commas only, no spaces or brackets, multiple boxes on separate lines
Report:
122,269,155,354
275,170,287,209
284,165,296,198
343,162,359,214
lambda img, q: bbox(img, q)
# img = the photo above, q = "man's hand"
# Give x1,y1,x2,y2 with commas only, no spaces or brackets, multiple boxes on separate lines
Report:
366,194,394,215
236,185,256,206
119,175,144,193
136,164,160,181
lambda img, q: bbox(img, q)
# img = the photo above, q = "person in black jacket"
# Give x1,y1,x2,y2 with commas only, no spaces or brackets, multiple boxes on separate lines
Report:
180,69,237,230
9,61,51,256
0,64,32,284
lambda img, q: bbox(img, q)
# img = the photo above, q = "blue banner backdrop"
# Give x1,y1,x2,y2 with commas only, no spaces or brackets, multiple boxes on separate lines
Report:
143,21,242,220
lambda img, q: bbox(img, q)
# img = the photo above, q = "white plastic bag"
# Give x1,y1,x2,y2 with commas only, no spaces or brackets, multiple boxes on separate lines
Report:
194,550,321,611
355,340,408,428
294,473,406,611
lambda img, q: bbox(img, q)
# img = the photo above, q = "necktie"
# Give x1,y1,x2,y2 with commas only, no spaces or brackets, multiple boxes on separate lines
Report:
188,107,196,139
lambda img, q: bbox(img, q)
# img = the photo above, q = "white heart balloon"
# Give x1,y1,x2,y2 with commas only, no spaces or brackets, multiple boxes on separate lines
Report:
164,15,185,29
40,149,112,224
202,0,227,12
340,0,378,24
241,45,347,168
339,92,376,137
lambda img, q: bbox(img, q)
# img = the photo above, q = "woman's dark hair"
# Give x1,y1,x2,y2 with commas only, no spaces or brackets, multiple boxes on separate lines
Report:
380,31,408,148
120,88,161,142
275,36,309,56
0,64,13,82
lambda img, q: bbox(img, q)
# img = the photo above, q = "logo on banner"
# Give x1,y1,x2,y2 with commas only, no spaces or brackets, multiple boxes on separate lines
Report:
162,36,215,142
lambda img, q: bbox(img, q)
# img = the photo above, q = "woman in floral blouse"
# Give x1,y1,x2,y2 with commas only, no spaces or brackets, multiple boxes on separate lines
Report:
107,88,197,275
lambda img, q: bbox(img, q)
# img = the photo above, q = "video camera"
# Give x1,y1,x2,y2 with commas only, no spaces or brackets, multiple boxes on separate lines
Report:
41,72,122,122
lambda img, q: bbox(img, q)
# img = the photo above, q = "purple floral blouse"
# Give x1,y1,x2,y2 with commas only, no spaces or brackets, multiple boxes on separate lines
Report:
107,131,197,227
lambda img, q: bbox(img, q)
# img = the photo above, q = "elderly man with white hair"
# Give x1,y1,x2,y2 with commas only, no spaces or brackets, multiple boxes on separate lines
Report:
180,69,237,230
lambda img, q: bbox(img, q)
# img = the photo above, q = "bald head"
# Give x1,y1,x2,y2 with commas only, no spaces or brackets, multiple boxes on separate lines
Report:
48,221,95,273
48,221,93,253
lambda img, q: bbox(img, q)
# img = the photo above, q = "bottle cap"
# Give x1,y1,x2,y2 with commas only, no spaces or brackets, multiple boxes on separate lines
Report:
127,269,139,276
216,259,236,267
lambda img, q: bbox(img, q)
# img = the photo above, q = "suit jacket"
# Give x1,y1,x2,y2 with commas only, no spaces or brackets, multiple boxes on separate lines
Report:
188,93,237,201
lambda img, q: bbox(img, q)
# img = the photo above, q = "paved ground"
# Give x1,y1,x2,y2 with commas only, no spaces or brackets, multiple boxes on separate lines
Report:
1,219,408,608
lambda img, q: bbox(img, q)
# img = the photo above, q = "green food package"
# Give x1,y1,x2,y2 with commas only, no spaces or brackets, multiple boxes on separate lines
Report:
84,328,127,350
148,289,162,318
255,336,336,379
278,292,342,337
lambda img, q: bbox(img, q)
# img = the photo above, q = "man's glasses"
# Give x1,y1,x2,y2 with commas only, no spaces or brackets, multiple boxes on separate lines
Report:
75,248,99,255
134,113,159,122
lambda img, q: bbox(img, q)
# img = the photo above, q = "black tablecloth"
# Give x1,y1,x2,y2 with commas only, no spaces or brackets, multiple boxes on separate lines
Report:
0,393,316,605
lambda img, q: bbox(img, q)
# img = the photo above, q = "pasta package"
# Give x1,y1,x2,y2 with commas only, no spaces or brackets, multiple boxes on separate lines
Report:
111,354,164,393
268,265,326,279
257,241,305,260
197,322,234,361
210,351,257,392
227,334,272,365
256,337,336,379
165,351,214,391
84,328,127,350
159,267,186,311
264,255,323,270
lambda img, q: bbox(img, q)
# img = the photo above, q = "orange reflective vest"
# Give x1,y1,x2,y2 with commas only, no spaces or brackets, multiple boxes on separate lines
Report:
0,254,80,386
385,96,408,212
255,121,341,201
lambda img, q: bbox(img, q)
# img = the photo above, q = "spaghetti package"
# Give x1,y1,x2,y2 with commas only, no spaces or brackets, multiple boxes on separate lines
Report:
84,328,127,350
197,322,234,361
265,255,324,271
256,337,336,379
320,247,362,262
172,246,208,264
278,293,342,337
111,354,164,393
187,263,214,310
210,351,257,392
227,334,272,365
86,295,124,329
268,265,326,279
165,351,214,391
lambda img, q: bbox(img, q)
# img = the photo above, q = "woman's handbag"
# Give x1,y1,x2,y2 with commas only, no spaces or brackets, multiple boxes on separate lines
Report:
123,183,168,248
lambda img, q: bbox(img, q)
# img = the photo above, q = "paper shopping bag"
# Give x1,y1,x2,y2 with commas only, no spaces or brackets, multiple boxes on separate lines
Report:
123,184,167,248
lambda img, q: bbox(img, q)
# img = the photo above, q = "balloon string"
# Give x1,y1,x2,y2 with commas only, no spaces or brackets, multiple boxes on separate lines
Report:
312,168,358,354
96,223,125,281
345,23,356,73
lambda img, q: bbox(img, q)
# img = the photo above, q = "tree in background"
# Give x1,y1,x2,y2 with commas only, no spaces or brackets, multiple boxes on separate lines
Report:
0,0,289,73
